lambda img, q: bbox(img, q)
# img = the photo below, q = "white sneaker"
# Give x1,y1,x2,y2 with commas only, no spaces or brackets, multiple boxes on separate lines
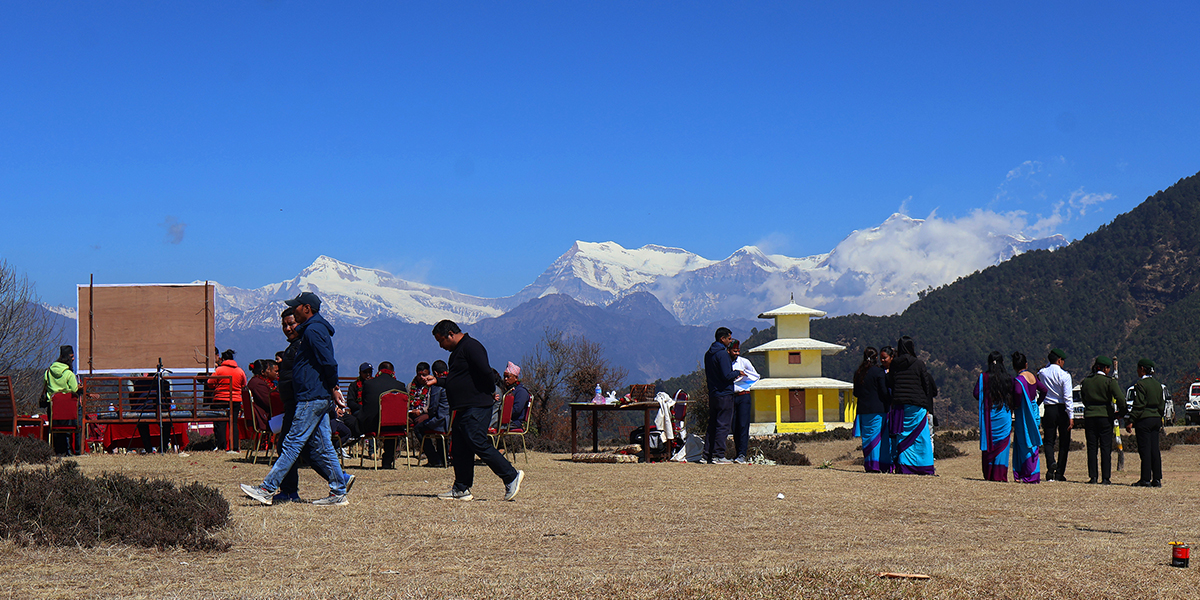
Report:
504,470,525,501
240,483,273,506
438,487,473,501
312,494,348,506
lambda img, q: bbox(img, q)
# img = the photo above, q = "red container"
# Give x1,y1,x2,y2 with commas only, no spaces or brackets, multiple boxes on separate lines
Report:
1171,542,1189,568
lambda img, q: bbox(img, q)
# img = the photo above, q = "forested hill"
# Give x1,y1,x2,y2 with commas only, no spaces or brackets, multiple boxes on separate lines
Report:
804,170,1200,425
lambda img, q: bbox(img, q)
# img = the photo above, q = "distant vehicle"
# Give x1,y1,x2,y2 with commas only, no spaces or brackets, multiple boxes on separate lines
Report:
1185,382,1200,425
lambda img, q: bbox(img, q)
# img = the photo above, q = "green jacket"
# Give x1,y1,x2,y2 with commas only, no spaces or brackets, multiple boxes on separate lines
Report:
1129,376,1165,422
43,361,79,402
1079,372,1125,419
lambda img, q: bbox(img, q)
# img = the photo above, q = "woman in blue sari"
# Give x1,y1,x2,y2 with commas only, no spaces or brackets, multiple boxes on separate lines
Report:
885,336,937,475
974,351,1014,482
853,347,891,472
1010,351,1046,483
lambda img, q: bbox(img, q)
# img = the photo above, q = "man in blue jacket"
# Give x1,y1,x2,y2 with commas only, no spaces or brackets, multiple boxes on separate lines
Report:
703,327,740,464
242,292,351,506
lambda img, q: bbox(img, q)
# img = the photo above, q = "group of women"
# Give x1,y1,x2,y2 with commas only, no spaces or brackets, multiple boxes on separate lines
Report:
852,342,1047,483
974,351,1045,483
852,336,939,476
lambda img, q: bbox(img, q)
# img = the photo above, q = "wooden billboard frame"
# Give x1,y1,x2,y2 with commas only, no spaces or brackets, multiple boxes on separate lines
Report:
77,281,215,375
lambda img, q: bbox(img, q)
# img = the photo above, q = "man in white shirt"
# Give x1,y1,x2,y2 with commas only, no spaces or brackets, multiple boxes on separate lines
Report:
1038,348,1074,481
728,340,761,464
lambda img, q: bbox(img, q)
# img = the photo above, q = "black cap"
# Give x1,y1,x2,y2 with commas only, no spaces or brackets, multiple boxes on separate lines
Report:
358,362,373,373
284,291,322,312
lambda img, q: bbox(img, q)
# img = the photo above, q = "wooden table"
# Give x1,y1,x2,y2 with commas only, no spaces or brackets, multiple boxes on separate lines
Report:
569,401,660,456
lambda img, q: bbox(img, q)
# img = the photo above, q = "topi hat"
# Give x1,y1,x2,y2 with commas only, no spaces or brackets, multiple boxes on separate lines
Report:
504,361,521,377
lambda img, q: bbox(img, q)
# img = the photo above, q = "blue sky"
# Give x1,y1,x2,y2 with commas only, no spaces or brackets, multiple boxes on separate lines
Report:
3,2,1199,307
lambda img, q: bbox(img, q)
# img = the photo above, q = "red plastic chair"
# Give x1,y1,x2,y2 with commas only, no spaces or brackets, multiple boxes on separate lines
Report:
362,391,409,469
49,392,79,455
488,393,515,447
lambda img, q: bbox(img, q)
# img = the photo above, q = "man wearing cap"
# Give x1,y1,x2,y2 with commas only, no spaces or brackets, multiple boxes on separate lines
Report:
43,345,81,456
429,320,523,501
1127,358,1165,487
1079,355,1124,484
1038,348,1073,481
241,292,351,506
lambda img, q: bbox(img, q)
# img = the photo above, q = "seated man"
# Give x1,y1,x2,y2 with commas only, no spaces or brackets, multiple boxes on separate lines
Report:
359,361,407,468
502,362,531,431
411,359,450,467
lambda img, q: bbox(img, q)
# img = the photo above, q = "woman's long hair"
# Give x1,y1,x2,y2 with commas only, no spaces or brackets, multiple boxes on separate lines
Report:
986,351,1015,411
854,347,878,386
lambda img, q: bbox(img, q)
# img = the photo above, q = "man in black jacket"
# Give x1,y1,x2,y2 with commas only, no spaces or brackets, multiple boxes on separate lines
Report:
703,327,740,464
360,361,407,469
429,320,523,501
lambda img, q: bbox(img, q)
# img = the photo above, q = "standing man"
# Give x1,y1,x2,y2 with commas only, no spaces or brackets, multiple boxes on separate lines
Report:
1079,356,1124,484
242,292,350,506
728,340,760,464
1127,358,1165,487
44,345,81,456
1038,348,1073,481
703,327,740,465
429,320,523,501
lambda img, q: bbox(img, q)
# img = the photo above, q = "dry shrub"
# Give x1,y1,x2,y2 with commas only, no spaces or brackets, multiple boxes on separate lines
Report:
771,428,854,444
1123,427,1200,453
0,434,53,466
933,438,966,460
184,433,218,452
0,461,231,551
750,437,811,465
935,429,980,443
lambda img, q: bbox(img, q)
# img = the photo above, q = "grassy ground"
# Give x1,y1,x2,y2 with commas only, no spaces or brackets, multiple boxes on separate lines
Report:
4,428,1200,599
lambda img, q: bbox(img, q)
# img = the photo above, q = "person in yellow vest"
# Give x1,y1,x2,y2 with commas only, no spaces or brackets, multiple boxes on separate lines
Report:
43,345,81,456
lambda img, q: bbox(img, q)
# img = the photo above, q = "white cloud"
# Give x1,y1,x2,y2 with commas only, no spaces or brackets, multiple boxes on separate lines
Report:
159,216,187,244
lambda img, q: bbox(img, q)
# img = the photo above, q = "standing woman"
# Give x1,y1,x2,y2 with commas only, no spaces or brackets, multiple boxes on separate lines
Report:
1010,352,1046,483
974,351,1014,481
886,336,938,475
853,347,891,473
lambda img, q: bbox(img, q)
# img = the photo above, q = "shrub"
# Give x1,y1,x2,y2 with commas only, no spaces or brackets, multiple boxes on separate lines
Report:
184,434,218,452
0,461,231,551
935,429,980,443
0,434,53,466
933,438,966,460
770,428,854,445
749,437,811,466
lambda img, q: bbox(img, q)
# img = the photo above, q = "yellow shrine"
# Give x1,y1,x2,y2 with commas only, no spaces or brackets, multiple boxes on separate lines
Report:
746,300,856,433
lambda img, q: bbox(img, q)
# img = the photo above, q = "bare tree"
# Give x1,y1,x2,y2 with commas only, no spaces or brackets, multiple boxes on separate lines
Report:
521,327,627,441
0,260,66,412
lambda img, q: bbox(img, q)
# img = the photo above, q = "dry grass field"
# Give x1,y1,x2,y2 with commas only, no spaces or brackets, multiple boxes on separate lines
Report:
4,428,1200,599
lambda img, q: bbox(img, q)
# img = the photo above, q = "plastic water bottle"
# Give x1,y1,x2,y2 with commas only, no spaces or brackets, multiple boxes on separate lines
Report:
593,384,603,404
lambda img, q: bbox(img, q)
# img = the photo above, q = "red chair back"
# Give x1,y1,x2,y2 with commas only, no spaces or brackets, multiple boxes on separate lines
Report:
498,392,515,430
51,393,78,421
379,391,409,430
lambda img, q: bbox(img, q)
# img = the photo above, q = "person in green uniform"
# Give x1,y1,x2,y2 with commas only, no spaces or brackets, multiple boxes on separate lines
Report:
1126,358,1164,487
1079,356,1125,484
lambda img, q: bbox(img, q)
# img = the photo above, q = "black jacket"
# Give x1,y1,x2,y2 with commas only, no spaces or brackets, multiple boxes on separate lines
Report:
444,334,496,410
887,354,937,410
359,372,407,434
704,340,736,397
854,365,891,414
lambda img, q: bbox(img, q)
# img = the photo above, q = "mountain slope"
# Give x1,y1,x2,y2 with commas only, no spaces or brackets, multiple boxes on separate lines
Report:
810,171,1200,424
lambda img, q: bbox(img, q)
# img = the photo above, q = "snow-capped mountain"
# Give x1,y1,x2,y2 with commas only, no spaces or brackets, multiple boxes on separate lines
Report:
511,213,1066,324
208,255,506,330
209,213,1066,330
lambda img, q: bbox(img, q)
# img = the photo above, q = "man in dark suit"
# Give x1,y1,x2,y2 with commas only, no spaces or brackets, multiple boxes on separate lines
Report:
360,361,407,469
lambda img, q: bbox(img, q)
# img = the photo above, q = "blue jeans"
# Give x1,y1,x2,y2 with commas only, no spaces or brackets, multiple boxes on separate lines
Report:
262,397,346,496
731,392,753,459
278,400,334,494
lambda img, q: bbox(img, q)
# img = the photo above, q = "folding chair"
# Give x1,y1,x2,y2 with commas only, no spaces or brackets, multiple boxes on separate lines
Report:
243,396,275,464
498,395,533,464
362,391,410,469
418,410,454,468
488,393,515,448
